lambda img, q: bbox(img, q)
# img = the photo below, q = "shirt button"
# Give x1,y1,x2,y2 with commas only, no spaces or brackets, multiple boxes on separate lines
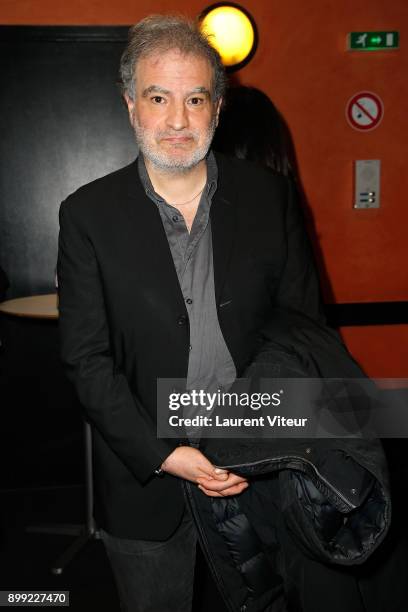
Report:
172,215,179,222
189,344,192,351
177,315,188,326
185,298,193,305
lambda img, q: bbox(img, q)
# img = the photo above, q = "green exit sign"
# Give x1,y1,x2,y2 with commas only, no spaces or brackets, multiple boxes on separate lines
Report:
349,31,399,51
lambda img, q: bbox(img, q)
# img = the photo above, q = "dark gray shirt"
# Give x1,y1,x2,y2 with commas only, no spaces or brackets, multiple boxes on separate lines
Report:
137,152,236,398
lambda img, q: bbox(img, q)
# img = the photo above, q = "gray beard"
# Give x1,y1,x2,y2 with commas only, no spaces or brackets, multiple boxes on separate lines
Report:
133,118,217,175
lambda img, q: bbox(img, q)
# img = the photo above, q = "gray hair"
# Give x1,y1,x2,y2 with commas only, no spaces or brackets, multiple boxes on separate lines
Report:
119,14,227,102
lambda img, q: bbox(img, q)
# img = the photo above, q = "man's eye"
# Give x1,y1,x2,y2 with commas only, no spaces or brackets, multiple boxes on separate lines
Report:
151,96,165,104
189,97,204,105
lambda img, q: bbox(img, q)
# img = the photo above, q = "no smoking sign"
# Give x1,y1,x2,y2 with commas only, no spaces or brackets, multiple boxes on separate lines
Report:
346,91,384,131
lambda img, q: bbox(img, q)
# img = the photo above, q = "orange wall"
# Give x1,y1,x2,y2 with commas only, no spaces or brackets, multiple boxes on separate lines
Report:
2,0,407,378
340,325,408,379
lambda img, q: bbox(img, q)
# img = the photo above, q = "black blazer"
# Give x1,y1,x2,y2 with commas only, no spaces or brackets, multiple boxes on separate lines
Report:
57,152,323,539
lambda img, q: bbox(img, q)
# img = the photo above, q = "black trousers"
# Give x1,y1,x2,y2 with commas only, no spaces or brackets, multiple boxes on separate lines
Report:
101,498,197,612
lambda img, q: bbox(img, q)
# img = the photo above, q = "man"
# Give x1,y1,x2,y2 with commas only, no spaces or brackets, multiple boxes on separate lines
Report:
57,15,322,611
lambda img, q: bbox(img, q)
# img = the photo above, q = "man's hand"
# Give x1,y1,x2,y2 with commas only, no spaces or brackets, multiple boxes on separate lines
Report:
196,473,249,497
161,446,248,497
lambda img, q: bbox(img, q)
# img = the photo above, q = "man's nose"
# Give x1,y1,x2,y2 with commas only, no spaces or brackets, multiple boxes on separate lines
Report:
165,101,188,131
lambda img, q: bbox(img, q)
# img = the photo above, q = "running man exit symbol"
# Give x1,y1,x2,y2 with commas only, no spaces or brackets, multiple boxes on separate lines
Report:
356,33,368,47
348,31,399,51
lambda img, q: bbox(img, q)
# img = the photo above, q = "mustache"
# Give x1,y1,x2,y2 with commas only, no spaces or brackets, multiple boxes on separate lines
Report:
157,130,199,140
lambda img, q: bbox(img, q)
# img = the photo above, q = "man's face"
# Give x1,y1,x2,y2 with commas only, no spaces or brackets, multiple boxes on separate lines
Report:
125,49,222,173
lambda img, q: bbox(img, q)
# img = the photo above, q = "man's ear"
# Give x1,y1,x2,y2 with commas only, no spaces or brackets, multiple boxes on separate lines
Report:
124,94,135,123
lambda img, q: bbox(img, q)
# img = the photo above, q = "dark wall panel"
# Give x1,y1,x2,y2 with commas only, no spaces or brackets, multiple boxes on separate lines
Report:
0,27,136,298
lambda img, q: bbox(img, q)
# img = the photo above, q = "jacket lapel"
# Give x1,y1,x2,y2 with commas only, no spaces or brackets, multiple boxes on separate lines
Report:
211,153,237,304
122,160,187,312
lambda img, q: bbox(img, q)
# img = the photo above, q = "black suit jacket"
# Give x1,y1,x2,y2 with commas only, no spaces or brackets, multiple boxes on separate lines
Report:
57,152,323,539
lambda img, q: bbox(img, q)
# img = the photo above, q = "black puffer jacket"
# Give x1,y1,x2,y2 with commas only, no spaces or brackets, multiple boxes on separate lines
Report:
185,310,391,612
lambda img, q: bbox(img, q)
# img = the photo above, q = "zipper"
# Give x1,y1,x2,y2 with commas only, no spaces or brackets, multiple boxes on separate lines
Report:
183,481,239,612
219,455,357,511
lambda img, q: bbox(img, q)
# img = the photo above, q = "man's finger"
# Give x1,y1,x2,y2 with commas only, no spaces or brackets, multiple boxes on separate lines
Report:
197,474,247,486
198,482,249,497
196,475,247,491
209,465,229,479
197,478,246,492
221,482,249,496
196,463,218,479
212,471,229,480
196,468,228,481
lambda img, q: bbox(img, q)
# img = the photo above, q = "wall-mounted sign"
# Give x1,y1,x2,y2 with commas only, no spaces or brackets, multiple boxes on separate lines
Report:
346,92,384,131
348,31,399,51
